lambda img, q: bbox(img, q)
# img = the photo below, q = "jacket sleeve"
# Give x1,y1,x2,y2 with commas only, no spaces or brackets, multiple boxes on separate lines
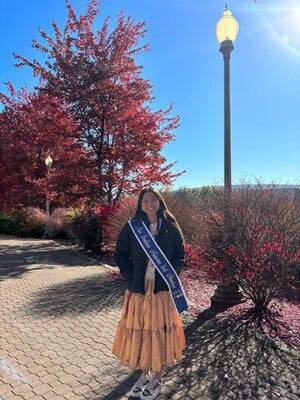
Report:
114,223,133,280
172,226,185,275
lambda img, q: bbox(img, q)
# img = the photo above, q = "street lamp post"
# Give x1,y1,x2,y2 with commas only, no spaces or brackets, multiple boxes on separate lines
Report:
45,155,53,218
211,6,243,305
216,5,238,192
43,155,53,239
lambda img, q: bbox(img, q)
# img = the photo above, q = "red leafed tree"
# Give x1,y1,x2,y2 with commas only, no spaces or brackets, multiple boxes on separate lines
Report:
0,85,96,211
14,0,182,205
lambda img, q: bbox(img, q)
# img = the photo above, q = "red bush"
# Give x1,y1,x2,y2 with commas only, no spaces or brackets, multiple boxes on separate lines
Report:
199,184,300,310
206,225,300,309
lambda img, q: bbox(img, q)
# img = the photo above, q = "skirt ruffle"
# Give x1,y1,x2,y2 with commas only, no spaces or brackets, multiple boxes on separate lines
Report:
112,280,186,372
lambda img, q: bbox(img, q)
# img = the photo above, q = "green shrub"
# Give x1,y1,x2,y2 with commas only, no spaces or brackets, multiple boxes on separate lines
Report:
0,208,70,239
0,215,24,236
0,210,44,237
174,186,222,209
66,208,102,253
44,208,70,239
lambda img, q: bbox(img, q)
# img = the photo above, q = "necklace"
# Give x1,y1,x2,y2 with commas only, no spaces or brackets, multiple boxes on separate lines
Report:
150,221,159,236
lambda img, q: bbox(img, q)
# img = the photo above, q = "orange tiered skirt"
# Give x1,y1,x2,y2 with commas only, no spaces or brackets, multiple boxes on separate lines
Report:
112,280,186,373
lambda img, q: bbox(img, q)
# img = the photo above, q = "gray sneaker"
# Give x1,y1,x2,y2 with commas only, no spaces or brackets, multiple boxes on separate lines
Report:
131,374,150,398
140,377,161,400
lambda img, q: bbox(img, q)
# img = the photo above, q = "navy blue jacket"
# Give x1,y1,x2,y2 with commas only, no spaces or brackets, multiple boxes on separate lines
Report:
114,218,184,294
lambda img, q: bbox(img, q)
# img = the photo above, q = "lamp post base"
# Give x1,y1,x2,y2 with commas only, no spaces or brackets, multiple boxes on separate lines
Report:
211,282,244,305
42,216,51,239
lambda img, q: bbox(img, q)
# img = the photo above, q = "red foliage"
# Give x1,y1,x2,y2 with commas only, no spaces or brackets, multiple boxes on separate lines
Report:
105,196,137,244
203,225,300,309
182,267,300,350
12,0,183,205
92,203,118,244
0,88,96,211
184,272,300,349
184,244,206,270
178,184,300,349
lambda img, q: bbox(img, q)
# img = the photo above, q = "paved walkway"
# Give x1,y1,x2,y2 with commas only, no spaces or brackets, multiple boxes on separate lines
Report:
0,235,299,400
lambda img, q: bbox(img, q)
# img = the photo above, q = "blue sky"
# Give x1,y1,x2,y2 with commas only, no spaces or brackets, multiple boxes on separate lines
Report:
1,0,300,189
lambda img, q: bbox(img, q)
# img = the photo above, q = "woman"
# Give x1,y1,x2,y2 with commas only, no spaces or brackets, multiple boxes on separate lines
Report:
112,188,186,400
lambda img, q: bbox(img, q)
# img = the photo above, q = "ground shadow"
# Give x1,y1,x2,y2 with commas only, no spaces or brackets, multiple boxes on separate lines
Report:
162,315,299,399
93,370,140,400
275,287,300,305
26,274,127,317
80,311,299,400
233,306,300,350
0,237,97,280
3,236,299,399
26,275,298,399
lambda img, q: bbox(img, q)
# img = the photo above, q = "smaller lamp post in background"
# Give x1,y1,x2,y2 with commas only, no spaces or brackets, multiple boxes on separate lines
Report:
43,155,53,239
45,155,53,218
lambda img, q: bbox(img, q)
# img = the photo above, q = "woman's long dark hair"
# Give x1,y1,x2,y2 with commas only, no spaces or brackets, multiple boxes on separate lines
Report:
134,188,182,233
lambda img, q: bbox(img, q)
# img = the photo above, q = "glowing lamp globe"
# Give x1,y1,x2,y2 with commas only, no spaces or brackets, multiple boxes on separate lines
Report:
45,155,53,167
216,8,239,44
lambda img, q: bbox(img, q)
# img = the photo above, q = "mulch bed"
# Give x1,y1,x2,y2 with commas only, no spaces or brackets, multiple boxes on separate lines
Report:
180,268,300,350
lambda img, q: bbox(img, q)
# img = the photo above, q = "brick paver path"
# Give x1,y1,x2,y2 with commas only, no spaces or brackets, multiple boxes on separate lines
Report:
1,235,299,400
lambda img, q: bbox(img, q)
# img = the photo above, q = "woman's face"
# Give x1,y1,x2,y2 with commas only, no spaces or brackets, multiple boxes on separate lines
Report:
141,191,160,219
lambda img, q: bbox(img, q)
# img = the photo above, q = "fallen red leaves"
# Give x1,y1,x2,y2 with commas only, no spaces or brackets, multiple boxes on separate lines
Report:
181,269,300,350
